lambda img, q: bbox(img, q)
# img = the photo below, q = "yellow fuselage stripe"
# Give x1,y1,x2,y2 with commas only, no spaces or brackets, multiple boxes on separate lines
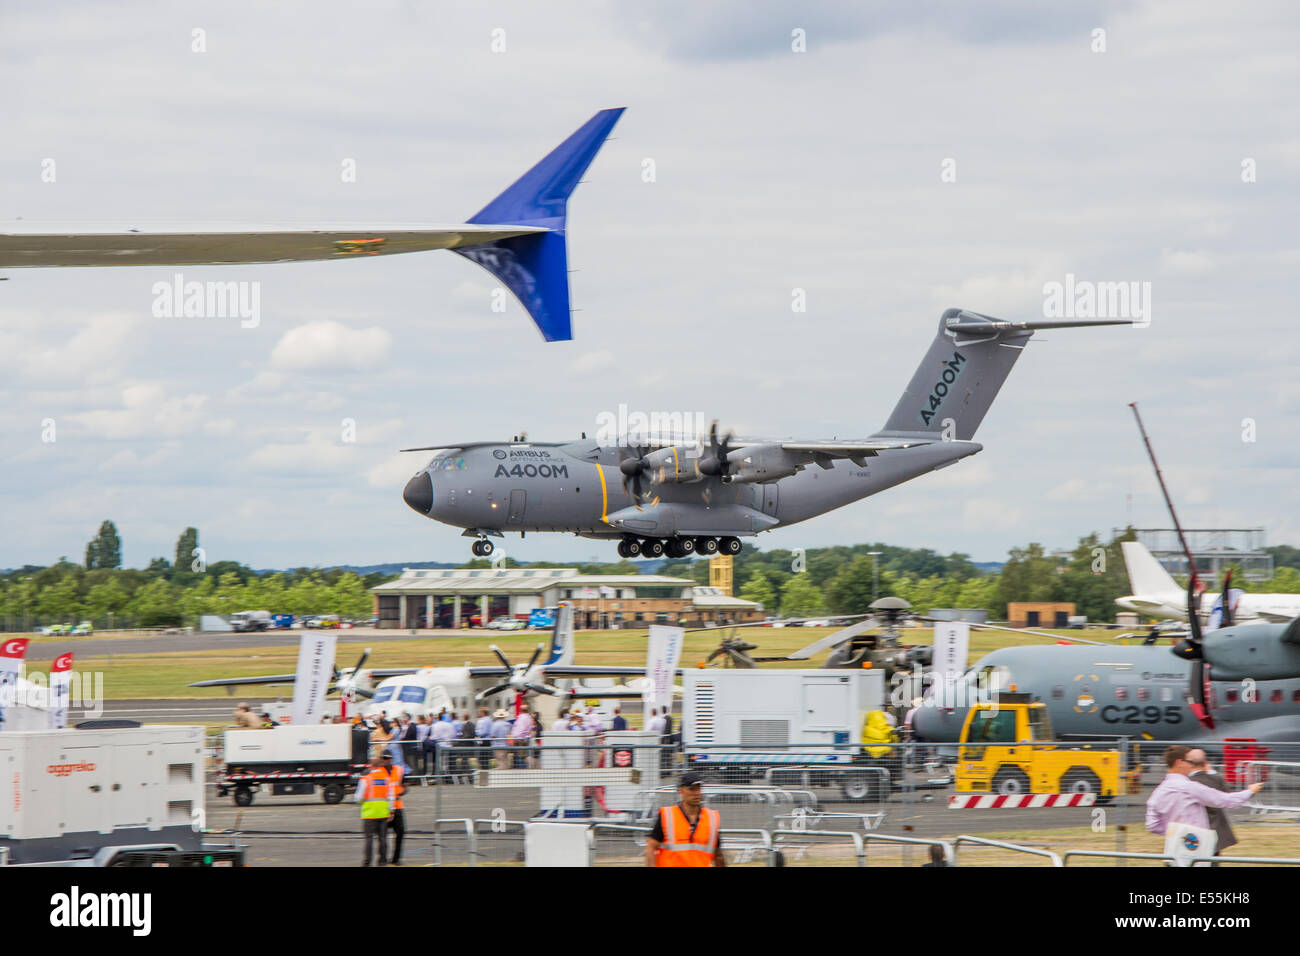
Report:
597,463,609,523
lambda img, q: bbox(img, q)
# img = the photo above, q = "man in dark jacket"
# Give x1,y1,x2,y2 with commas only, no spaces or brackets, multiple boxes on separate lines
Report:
1187,748,1239,856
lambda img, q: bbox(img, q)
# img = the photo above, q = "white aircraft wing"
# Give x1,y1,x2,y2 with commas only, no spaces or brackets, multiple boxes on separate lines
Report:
777,438,938,458
0,224,545,268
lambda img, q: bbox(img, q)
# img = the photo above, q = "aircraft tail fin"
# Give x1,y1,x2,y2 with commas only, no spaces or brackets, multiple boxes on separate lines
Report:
454,108,624,342
544,605,575,667
1121,541,1181,598
877,309,1130,440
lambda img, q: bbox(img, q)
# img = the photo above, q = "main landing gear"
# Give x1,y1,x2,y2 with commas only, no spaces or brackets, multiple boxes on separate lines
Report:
471,538,495,557
618,536,741,558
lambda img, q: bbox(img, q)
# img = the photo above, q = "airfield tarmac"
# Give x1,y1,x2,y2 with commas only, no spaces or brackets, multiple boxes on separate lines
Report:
203,778,1134,867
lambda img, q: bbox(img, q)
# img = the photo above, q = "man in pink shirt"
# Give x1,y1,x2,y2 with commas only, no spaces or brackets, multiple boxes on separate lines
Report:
1146,744,1261,840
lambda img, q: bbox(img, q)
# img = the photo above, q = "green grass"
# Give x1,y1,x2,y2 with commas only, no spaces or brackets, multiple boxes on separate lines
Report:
65,625,1138,699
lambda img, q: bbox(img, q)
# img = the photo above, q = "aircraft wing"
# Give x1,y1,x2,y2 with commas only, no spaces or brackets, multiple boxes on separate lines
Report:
540,665,672,678
189,666,420,688
189,673,299,688
776,438,936,457
0,108,626,342
0,225,545,268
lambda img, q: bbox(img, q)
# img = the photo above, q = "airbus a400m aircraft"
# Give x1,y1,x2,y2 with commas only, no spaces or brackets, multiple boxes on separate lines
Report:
402,309,1129,557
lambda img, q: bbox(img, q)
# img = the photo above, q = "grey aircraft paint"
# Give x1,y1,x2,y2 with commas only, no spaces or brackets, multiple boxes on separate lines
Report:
911,642,1300,743
401,309,1129,553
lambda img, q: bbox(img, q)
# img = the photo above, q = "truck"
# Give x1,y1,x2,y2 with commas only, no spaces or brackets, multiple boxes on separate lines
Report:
229,610,272,632
682,668,897,801
0,724,244,866
220,722,371,806
955,692,1136,798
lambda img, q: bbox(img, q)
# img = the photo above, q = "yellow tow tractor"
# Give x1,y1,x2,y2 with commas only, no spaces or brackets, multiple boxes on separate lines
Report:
955,691,1139,800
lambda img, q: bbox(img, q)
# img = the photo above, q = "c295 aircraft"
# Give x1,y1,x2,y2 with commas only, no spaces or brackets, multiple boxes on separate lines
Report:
401,309,1128,557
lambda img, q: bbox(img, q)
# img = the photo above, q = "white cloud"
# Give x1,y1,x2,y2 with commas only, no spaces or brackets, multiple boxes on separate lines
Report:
71,384,209,440
568,351,616,376
269,321,392,371
1159,249,1216,275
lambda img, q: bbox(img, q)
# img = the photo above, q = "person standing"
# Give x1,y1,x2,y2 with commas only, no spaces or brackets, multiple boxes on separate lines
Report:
1145,745,1261,847
474,708,493,770
512,705,536,768
456,711,477,772
431,712,456,780
380,752,407,865
1187,748,1242,858
610,706,628,732
645,771,724,867
356,756,394,866
414,715,432,775
490,709,512,768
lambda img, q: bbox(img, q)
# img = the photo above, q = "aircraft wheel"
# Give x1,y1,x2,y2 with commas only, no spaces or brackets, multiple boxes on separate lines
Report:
643,539,665,558
616,540,631,558
678,537,695,555
624,538,642,557
470,540,483,556
991,767,1032,796
720,536,742,555
321,783,345,804
233,785,254,807
695,537,719,555
664,539,684,558
479,539,494,557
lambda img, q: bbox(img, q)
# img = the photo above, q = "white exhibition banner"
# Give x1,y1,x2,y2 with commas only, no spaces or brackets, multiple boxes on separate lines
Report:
643,625,684,718
931,621,970,708
290,632,337,726
0,637,29,726
49,651,74,729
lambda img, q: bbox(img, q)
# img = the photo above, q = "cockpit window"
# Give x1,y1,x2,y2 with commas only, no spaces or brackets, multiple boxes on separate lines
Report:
371,686,395,703
429,455,466,472
397,685,427,704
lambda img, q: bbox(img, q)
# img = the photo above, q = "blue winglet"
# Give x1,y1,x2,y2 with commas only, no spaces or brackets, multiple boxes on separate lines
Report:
454,108,624,342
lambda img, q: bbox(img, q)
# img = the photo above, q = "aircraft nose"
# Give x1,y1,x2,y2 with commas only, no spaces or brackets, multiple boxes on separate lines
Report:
402,472,433,515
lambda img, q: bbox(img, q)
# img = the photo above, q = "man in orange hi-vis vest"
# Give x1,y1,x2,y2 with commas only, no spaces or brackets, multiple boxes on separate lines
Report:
355,755,395,866
646,771,725,867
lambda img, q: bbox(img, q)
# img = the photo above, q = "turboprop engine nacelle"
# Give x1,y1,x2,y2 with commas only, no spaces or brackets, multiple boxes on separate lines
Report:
647,446,704,484
722,445,803,484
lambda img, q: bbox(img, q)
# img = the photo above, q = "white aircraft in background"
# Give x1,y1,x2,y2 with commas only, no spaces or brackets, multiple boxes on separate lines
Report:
1116,541,1300,624
190,606,659,722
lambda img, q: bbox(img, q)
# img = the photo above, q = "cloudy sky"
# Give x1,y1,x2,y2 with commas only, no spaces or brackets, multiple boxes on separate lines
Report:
2,0,1297,570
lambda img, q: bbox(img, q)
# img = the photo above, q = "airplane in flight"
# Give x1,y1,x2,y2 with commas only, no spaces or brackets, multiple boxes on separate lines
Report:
400,309,1130,557
1116,540,1300,624
0,108,625,342
189,606,661,721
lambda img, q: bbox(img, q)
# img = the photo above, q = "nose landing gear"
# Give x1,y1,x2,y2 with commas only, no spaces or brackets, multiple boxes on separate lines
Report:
471,538,495,557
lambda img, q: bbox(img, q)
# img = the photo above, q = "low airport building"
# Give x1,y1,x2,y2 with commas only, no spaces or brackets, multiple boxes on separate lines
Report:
370,567,764,629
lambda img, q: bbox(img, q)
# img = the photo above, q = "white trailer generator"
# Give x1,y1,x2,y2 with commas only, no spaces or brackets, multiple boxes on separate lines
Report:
221,722,371,806
0,724,243,866
683,668,898,801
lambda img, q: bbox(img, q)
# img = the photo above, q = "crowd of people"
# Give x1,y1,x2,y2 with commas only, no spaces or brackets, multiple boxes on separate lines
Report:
352,702,653,777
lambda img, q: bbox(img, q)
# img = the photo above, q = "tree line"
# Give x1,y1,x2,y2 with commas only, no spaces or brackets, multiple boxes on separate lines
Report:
6,521,1300,631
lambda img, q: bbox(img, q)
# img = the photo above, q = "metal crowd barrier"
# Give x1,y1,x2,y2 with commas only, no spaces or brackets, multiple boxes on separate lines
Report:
1063,849,1300,866
952,835,1062,866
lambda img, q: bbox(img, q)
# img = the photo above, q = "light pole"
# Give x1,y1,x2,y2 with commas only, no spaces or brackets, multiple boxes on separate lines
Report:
868,552,882,602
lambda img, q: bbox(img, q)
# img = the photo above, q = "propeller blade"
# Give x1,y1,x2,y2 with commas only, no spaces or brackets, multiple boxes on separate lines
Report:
524,683,558,696
1218,569,1235,628
490,645,512,671
1186,573,1204,647
476,683,511,700
353,648,370,674
788,618,878,660
525,642,545,672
